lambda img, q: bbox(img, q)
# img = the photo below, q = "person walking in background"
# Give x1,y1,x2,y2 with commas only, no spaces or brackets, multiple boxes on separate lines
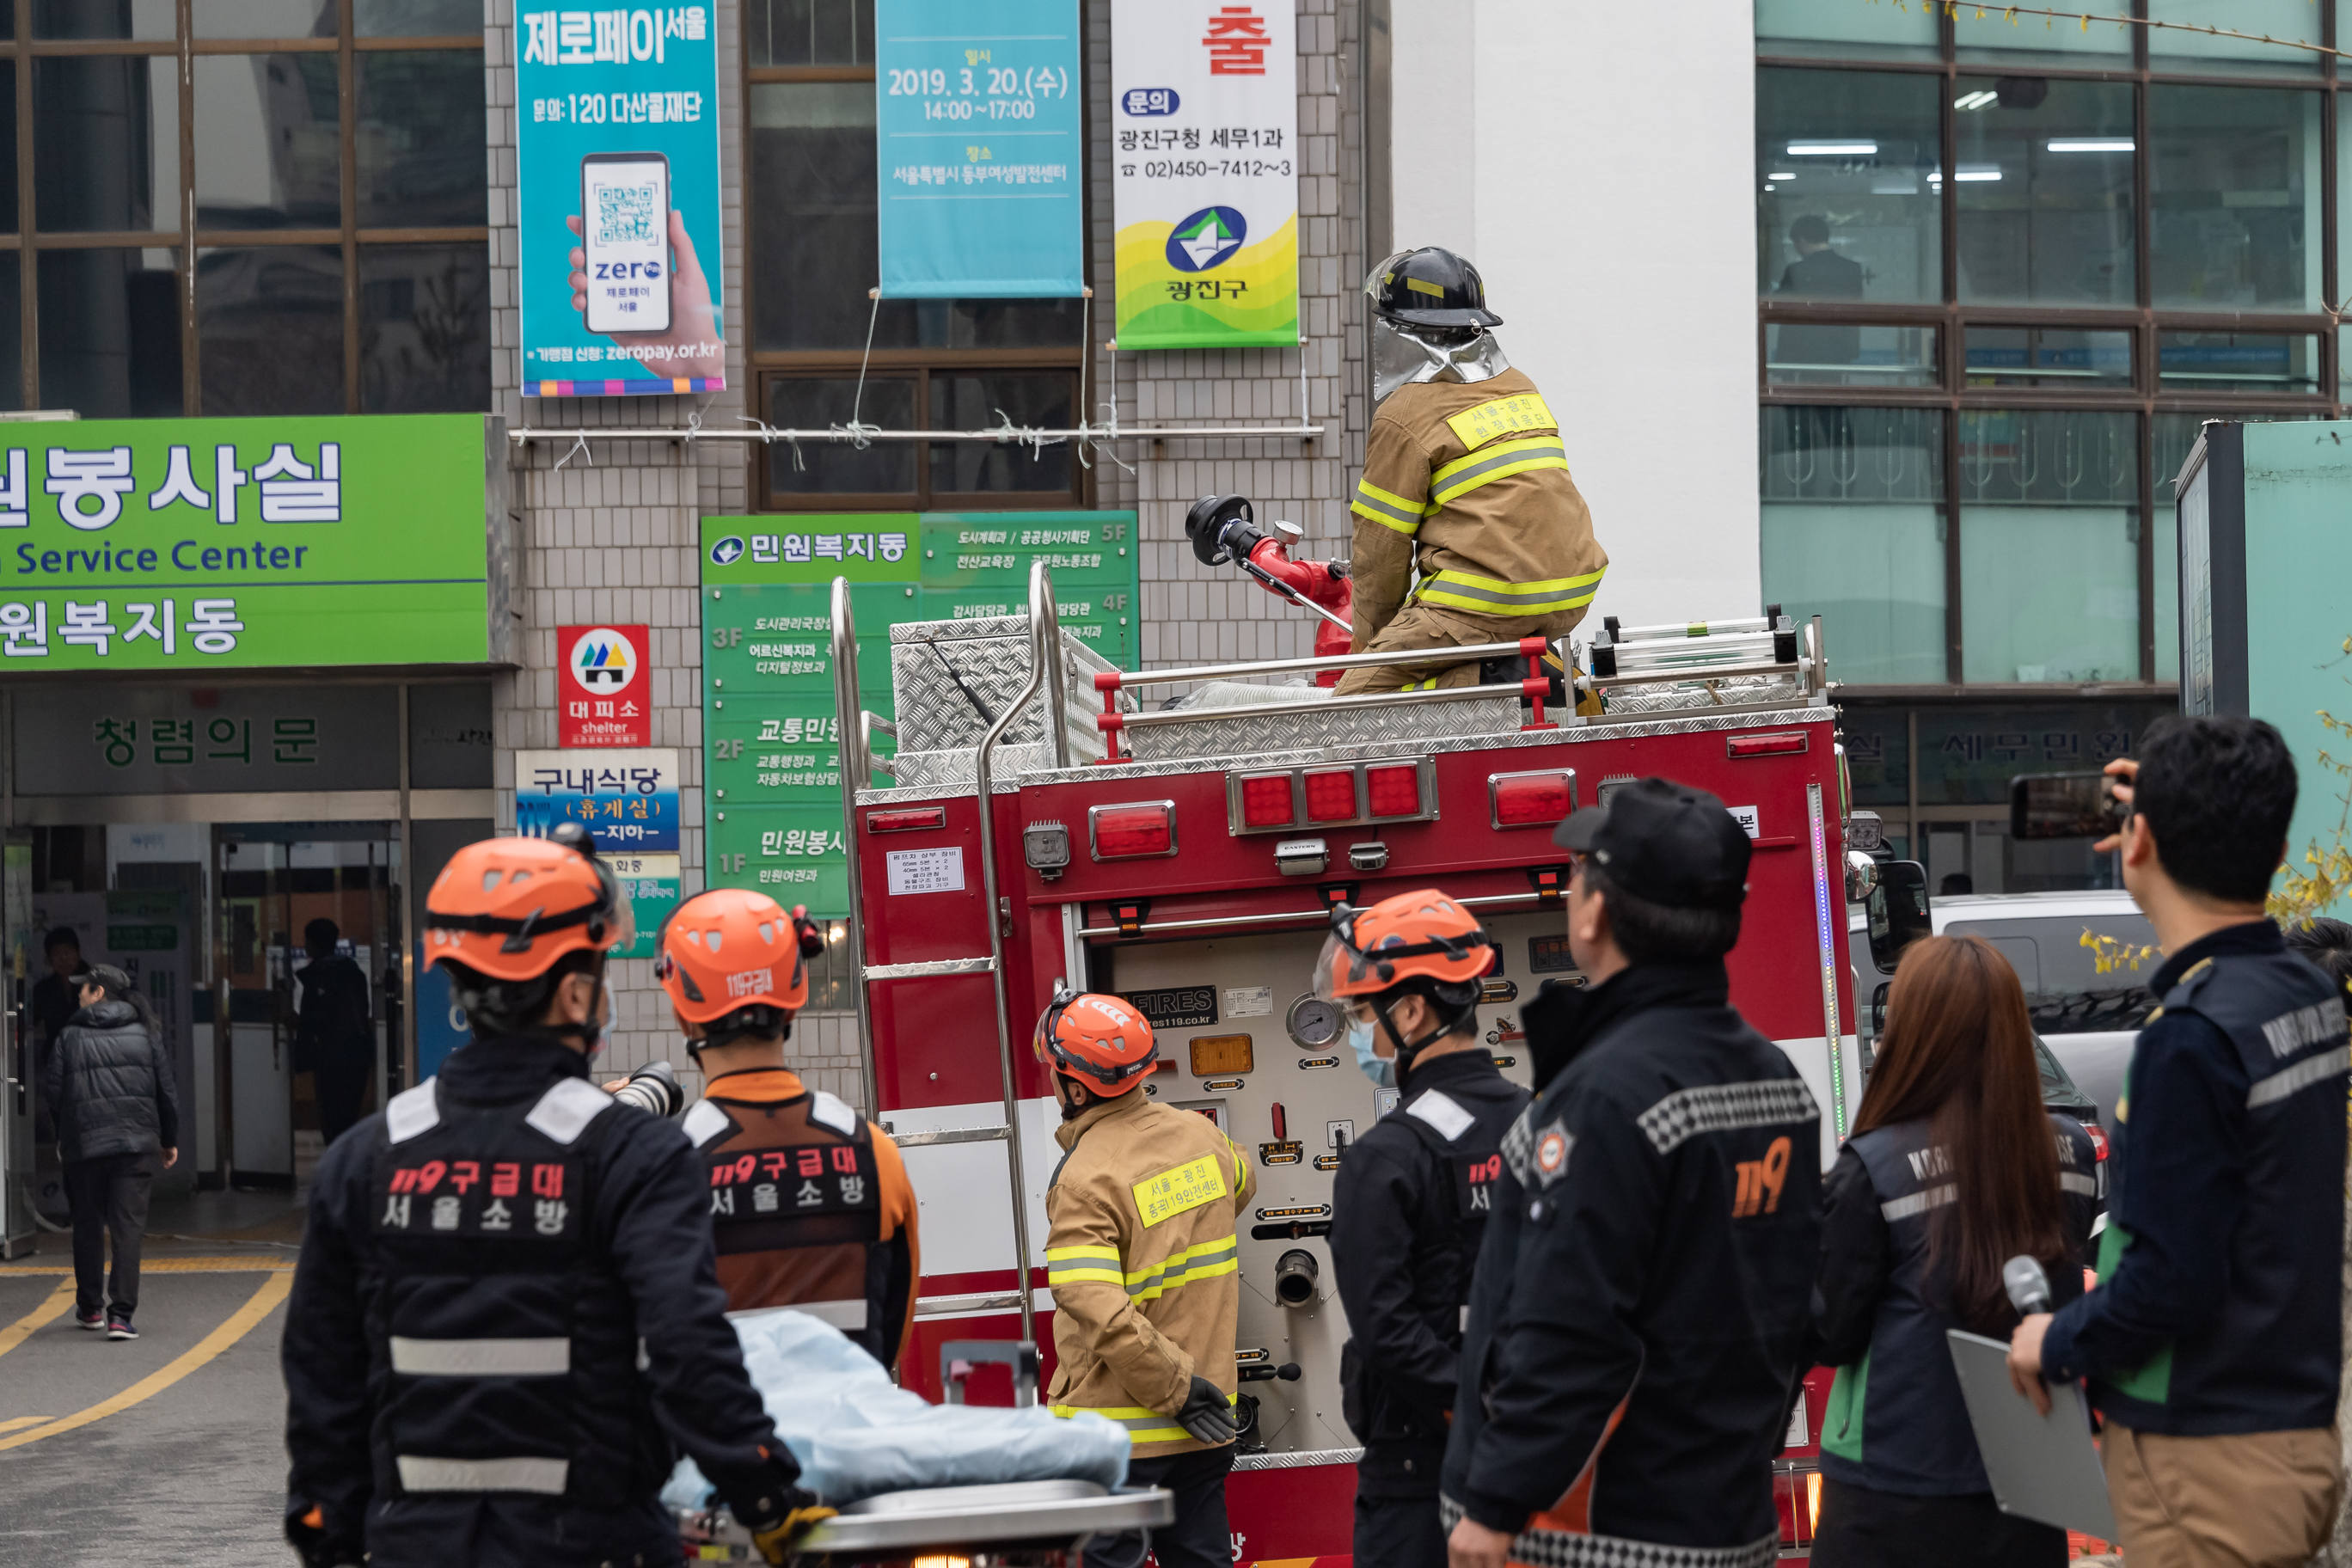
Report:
1810,934,2100,1567
31,925,83,1050
44,962,176,1341
2009,717,2347,1568
1772,215,1865,374
294,918,375,1146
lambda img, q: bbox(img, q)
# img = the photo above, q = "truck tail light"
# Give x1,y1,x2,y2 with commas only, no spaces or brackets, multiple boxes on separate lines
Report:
2085,1123,2109,1161
1366,765,1421,817
1303,769,1358,823
1728,732,1810,758
1240,775,1295,829
1089,800,1177,861
867,806,946,833
1490,769,1577,829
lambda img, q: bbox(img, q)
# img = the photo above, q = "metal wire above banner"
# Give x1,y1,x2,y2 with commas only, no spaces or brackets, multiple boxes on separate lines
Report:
1920,2,2347,60
508,419,1326,445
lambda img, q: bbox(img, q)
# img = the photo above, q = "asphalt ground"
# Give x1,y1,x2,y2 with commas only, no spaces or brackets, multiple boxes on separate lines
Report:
0,1192,303,1568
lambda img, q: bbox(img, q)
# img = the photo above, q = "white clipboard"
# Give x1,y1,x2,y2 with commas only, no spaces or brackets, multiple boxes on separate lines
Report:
1946,1329,2119,1540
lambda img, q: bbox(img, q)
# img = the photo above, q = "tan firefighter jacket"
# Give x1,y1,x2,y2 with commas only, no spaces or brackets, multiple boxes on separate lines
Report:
1347,368,1608,646
1044,1089,1256,1457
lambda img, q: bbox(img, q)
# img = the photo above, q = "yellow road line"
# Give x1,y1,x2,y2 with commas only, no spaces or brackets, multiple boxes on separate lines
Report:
0,1271,292,1452
0,1417,52,1434
0,1256,294,1277
0,1278,76,1358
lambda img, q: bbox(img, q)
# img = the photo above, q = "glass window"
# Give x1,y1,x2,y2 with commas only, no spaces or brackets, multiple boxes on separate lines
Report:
1957,410,2140,683
1755,0,1939,63
0,70,19,235
2149,412,2212,686
2147,0,2324,76
359,243,489,412
929,373,1075,495
1955,5,2132,70
2158,330,2318,391
356,52,489,227
765,376,918,496
1760,406,1947,686
38,246,182,417
2148,86,2320,312
33,58,178,235
197,244,345,414
1955,77,2135,307
192,0,337,38
195,54,344,230
1766,322,1937,387
356,0,482,35
748,0,873,66
1963,326,2131,389
34,0,172,38
0,254,21,411
1757,70,1940,309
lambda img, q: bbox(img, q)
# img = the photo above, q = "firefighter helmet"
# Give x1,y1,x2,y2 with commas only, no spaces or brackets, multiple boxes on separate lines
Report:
1364,247,1502,330
1033,986,1157,1096
1315,888,1496,1004
656,887,820,1025
422,827,633,983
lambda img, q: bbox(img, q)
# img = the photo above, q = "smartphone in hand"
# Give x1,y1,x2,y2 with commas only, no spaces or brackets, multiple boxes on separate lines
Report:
2010,770,2130,841
580,151,672,334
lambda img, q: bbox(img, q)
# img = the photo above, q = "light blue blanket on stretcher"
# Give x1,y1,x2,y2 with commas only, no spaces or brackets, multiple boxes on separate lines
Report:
662,1308,1131,1509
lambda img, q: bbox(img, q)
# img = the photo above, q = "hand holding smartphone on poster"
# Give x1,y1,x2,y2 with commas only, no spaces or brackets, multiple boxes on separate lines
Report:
568,151,722,381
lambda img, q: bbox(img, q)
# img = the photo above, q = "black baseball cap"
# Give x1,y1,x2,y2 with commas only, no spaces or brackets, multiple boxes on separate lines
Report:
1553,777,1752,910
70,962,133,995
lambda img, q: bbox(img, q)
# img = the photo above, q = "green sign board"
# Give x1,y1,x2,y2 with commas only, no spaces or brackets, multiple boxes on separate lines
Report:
701,511,1140,916
0,413,504,670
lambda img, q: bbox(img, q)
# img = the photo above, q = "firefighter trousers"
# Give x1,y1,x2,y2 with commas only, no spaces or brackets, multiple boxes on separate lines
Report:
1082,1444,1234,1568
1332,603,1583,697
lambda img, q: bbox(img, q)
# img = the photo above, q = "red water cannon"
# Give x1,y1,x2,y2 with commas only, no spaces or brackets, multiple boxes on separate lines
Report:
1185,493,1354,688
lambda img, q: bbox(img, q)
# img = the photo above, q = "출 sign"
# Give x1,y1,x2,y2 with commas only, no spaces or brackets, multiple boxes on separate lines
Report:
0,413,511,671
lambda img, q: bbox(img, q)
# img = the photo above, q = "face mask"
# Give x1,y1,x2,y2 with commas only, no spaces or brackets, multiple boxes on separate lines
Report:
1350,1018,1395,1088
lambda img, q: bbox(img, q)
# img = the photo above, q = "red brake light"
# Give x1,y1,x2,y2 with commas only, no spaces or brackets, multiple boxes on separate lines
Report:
1304,769,1357,822
1091,802,1175,860
1491,770,1575,828
867,806,946,833
1240,775,1295,828
2085,1123,2109,1161
1728,732,1810,758
1366,764,1421,817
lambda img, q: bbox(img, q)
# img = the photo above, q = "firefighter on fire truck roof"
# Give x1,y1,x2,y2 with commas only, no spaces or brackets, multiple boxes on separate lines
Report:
1339,247,1608,698
281,825,830,1568
1321,890,1529,1568
656,887,921,1371
1037,988,1256,1568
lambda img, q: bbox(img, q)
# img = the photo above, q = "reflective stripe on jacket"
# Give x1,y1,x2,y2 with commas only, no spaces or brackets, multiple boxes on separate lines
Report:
1347,369,1608,647
1043,1090,1256,1457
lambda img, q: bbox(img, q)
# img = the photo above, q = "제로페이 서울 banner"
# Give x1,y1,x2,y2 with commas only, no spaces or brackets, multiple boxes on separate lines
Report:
0,414,504,671
874,0,1083,297
700,512,1139,917
518,6,726,395
1111,0,1298,349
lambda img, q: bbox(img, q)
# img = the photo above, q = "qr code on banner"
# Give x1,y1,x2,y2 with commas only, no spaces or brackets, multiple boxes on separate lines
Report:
595,181,659,246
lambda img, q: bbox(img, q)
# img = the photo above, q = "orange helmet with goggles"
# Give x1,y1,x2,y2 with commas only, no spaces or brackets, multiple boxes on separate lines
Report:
656,889,823,1038
1033,986,1157,1096
423,826,633,983
1315,890,1495,1072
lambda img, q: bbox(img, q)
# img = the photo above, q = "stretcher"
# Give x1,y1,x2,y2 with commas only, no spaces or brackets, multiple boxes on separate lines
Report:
676,1479,1177,1563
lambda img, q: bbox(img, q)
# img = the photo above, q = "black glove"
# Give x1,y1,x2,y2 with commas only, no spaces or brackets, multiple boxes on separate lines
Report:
285,1503,363,1568
1175,1375,1238,1444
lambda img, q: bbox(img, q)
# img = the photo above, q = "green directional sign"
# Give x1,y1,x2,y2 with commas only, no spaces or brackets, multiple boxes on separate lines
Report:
701,511,1140,918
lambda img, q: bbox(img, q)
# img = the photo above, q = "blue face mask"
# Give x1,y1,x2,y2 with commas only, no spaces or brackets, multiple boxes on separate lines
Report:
1350,1017,1395,1088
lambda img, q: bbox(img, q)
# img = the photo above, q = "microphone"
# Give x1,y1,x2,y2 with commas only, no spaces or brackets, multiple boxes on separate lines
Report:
2003,1254,2052,1316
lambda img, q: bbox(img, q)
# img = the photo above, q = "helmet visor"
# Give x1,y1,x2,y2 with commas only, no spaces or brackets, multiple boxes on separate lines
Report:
1314,928,1381,1018
591,857,636,955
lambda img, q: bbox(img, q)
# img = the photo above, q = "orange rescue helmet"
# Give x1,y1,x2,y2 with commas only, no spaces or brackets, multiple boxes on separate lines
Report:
1033,986,1157,1096
656,887,820,1026
423,828,633,983
1315,888,1496,1004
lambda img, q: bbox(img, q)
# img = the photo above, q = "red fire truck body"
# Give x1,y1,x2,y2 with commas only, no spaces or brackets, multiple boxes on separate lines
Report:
832,574,1859,1563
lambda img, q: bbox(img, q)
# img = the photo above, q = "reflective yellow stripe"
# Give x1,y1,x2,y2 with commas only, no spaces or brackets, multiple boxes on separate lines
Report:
1050,1392,1239,1445
1047,1267,1126,1287
1350,480,1425,536
1044,1244,1122,1262
1400,676,1440,692
1428,437,1569,507
1416,565,1606,616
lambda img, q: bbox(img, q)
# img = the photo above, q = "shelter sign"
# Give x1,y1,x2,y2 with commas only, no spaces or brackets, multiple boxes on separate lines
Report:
518,6,726,395
873,0,1083,297
1110,0,1299,349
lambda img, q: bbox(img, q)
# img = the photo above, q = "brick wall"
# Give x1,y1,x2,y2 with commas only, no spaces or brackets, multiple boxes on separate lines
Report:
483,0,1368,1107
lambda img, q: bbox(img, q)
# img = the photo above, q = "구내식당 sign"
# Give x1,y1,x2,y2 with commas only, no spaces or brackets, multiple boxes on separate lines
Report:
518,6,726,396
1110,0,1299,350
0,415,505,671
515,746,682,853
560,623,650,746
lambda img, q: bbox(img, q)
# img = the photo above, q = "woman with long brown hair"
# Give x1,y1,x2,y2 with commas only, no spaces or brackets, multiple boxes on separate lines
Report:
1809,934,2101,1567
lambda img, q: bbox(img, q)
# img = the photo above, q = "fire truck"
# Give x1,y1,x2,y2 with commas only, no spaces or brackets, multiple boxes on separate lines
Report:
826,546,1864,1562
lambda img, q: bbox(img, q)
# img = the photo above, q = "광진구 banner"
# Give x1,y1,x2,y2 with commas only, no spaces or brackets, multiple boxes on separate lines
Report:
1111,0,1298,349
874,0,1084,297
517,6,726,395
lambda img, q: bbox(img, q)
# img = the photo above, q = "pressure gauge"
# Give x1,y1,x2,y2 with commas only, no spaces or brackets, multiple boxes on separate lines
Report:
1286,994,1341,1049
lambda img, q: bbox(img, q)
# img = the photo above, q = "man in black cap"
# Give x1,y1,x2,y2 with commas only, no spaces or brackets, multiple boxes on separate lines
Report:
1441,777,1823,1568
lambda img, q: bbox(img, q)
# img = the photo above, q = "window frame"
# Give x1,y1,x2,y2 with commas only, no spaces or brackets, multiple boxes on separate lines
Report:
0,0,490,414
1756,3,2344,692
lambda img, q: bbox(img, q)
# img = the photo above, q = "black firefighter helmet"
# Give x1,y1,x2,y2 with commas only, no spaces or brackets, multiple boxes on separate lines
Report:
1367,247,1502,330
